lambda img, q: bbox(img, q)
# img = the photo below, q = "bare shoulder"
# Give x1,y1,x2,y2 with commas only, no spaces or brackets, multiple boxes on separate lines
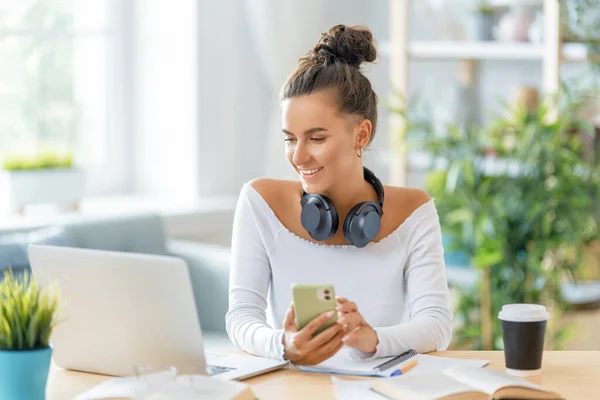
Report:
383,185,432,226
248,177,301,208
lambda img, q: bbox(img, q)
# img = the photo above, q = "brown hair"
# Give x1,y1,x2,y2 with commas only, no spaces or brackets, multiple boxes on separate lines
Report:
281,24,379,144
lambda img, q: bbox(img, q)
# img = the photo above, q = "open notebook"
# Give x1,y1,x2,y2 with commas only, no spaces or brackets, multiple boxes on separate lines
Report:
299,348,489,377
372,365,564,400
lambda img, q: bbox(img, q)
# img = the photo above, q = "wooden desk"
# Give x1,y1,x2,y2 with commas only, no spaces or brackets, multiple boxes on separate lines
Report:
48,351,600,399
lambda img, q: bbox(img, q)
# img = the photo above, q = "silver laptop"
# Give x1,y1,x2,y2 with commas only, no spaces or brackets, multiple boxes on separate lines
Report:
27,244,287,380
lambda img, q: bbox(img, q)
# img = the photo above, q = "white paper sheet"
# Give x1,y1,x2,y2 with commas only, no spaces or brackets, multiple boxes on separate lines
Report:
330,377,386,400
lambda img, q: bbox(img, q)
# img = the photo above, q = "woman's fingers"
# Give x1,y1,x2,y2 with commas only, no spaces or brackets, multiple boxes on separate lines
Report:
337,312,365,332
341,325,379,354
336,300,357,313
283,302,297,332
319,329,346,356
341,326,362,347
307,322,343,351
297,310,336,341
306,329,346,365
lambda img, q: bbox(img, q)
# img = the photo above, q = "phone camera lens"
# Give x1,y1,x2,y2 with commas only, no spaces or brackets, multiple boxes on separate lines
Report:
324,289,330,294
325,295,331,301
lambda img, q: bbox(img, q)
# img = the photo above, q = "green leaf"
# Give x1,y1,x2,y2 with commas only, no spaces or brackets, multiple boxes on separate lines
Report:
446,208,473,224
463,160,475,188
472,249,504,269
26,307,43,349
446,162,462,193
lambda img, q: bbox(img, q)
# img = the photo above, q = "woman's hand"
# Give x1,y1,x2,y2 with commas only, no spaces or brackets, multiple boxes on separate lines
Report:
282,303,346,365
336,297,379,354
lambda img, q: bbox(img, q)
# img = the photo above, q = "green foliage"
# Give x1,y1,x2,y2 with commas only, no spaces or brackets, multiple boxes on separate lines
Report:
0,270,60,350
2,151,74,171
398,84,600,350
474,2,497,16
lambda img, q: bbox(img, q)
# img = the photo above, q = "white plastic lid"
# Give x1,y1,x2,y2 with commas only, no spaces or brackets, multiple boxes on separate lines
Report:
498,304,550,322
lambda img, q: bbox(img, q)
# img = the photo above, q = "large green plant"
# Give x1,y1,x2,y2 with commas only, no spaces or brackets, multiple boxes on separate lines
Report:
397,87,600,350
0,270,60,350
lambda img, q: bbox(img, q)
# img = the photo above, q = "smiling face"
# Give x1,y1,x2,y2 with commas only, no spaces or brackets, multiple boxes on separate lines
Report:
282,91,371,194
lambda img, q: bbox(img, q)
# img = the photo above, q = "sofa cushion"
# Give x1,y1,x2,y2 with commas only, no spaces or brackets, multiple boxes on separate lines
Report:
0,226,70,277
62,213,168,255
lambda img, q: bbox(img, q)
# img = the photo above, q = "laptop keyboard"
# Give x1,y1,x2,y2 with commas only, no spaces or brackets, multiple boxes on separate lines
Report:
206,364,236,376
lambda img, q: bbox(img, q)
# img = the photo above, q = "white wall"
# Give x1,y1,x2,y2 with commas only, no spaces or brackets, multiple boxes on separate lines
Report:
130,0,199,201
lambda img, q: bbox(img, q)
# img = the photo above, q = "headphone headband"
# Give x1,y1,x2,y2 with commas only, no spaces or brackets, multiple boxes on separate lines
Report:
363,167,384,210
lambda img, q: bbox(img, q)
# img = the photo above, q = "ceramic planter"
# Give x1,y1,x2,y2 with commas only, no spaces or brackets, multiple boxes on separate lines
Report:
473,14,495,41
0,168,85,214
0,346,53,400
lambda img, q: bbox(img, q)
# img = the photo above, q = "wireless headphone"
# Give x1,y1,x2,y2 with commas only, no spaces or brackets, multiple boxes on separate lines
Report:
300,167,384,248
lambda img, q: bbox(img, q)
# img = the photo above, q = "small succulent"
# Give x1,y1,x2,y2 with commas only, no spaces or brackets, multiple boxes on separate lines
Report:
475,2,497,16
0,270,60,350
2,151,74,171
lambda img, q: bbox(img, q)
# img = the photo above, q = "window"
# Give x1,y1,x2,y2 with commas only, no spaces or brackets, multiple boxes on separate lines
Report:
0,0,128,194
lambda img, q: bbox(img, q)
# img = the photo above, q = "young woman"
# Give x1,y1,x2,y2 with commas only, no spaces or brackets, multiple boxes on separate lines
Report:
226,24,452,365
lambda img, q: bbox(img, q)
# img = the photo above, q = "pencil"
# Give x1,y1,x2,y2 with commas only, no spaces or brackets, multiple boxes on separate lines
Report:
400,359,418,374
390,359,418,376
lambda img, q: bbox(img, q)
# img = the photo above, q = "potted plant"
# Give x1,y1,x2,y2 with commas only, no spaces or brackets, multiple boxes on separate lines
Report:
0,150,86,215
396,84,600,350
472,1,497,41
0,270,60,400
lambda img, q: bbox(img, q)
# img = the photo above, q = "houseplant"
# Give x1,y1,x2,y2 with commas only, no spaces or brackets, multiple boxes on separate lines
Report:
472,1,497,41
0,269,60,400
0,150,86,215
396,84,600,350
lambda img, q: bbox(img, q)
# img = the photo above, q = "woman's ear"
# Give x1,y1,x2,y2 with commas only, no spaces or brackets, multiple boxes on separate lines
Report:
355,119,372,150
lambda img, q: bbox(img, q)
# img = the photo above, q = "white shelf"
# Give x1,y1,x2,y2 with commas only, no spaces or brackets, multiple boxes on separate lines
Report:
406,151,524,177
488,0,543,6
379,41,588,62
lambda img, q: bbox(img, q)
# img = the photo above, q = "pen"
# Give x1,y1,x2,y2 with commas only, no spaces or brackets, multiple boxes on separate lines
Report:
390,359,418,377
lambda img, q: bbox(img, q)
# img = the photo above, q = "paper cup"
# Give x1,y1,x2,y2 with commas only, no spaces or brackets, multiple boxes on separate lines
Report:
498,304,549,376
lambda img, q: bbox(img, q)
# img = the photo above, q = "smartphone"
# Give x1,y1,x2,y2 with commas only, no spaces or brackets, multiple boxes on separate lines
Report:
291,283,337,336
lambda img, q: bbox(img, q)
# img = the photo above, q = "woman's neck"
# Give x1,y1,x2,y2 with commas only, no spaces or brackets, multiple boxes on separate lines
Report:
324,170,379,222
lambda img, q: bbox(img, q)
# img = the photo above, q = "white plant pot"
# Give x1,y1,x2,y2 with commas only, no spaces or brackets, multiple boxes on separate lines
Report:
0,168,86,214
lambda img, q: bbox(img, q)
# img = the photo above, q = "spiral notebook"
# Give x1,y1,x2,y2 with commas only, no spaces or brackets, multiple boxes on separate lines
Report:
299,349,489,378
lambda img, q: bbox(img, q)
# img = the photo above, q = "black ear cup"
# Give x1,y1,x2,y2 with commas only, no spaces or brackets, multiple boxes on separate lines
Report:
343,202,382,248
300,194,339,241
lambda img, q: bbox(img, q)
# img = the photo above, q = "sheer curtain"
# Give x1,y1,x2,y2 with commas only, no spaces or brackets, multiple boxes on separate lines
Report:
242,0,330,179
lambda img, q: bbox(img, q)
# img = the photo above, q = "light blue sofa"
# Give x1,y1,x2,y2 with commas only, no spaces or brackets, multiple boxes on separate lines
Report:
0,213,234,350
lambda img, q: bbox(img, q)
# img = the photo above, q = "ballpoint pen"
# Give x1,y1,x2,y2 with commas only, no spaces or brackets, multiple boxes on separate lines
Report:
390,359,418,377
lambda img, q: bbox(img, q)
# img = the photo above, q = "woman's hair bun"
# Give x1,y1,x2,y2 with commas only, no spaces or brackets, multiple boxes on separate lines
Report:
311,24,377,68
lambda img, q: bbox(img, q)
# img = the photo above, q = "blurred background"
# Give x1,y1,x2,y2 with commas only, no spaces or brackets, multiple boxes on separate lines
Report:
0,0,599,351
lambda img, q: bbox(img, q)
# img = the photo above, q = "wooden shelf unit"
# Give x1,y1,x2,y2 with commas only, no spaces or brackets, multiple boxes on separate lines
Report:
386,0,563,186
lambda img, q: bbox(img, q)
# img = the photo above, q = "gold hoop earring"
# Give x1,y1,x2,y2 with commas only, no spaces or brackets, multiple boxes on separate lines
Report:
356,148,363,158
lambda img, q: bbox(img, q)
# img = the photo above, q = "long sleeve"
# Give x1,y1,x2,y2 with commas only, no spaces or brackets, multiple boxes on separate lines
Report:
225,184,285,360
353,201,453,359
